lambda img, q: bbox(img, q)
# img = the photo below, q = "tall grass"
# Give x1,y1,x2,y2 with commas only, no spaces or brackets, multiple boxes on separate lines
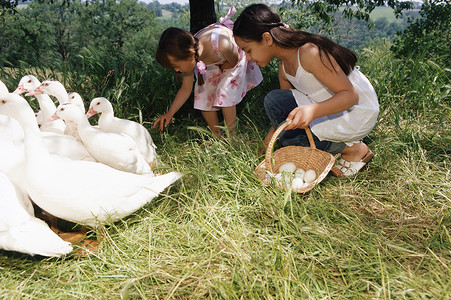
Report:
0,41,449,298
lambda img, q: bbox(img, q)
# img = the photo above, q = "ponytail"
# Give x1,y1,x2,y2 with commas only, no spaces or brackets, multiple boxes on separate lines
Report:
194,39,205,86
234,4,357,75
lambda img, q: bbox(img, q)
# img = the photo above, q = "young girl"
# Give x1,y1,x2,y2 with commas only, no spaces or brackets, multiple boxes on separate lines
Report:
233,4,379,177
153,7,263,138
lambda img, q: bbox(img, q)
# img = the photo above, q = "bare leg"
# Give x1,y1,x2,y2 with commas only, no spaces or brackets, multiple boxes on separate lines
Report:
339,142,369,162
221,106,237,138
201,110,220,138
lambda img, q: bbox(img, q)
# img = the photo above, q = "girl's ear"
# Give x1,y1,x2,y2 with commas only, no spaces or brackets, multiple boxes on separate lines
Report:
262,32,273,46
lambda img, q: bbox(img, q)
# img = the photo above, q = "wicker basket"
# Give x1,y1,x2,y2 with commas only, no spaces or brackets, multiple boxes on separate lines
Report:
254,121,336,193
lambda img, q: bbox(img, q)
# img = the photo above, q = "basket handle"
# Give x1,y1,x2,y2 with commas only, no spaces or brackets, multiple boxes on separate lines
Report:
265,120,316,173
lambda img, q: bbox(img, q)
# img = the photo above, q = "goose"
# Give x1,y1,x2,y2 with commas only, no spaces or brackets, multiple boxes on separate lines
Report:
53,102,151,174
0,115,26,180
0,79,8,95
0,170,73,257
27,80,80,140
1,108,95,203
14,75,66,134
0,81,25,179
0,80,37,225
87,97,161,167
68,92,86,113
1,106,94,185
0,93,183,228
0,115,95,167
35,110,44,124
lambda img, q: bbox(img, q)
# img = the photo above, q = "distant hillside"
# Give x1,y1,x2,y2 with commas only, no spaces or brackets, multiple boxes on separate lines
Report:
160,9,172,19
369,6,420,23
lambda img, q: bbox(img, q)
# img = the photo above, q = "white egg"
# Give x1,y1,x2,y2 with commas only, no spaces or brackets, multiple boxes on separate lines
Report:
294,168,306,179
278,162,296,174
291,177,304,189
275,172,293,187
265,172,275,182
304,169,317,183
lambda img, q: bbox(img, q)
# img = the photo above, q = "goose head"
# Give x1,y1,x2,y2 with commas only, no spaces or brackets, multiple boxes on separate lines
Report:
86,97,113,118
0,93,36,128
68,92,86,113
53,103,86,124
14,75,41,95
26,80,69,103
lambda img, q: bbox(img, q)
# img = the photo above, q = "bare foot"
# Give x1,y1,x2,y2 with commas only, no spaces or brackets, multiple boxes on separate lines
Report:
339,142,369,162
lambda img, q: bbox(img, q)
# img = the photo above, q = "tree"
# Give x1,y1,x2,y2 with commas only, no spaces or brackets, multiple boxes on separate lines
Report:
0,0,18,13
392,0,450,66
188,0,216,34
290,0,413,25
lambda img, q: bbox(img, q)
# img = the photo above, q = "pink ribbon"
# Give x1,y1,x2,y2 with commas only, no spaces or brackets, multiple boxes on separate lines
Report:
196,61,206,75
219,6,236,30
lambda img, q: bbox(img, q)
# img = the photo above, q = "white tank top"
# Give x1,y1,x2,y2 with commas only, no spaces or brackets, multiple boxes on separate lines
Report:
282,49,379,144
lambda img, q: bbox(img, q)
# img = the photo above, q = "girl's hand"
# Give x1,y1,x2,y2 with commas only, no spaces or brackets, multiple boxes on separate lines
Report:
153,112,173,131
285,105,316,130
219,61,234,71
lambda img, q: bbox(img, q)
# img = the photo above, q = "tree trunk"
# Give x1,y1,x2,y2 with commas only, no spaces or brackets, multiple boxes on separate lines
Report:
189,0,216,34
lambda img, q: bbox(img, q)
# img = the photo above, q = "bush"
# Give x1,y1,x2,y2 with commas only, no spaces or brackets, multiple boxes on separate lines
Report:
391,0,451,66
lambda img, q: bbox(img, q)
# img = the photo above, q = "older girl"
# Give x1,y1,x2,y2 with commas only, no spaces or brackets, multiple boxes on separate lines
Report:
233,4,379,176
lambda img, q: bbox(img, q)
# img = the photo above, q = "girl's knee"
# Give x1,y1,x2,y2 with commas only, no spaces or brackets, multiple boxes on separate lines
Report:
264,89,297,125
264,90,282,110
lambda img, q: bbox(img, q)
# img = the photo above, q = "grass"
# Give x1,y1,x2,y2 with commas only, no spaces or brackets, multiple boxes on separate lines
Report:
0,43,449,298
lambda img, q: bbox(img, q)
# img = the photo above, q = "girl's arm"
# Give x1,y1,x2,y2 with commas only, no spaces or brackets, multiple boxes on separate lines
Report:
217,31,239,70
153,72,195,130
285,43,359,130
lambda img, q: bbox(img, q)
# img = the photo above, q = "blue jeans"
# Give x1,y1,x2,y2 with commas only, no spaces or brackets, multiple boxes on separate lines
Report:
264,89,346,155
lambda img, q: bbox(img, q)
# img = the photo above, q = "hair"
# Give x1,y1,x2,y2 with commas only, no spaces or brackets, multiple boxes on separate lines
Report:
233,4,357,75
155,27,204,85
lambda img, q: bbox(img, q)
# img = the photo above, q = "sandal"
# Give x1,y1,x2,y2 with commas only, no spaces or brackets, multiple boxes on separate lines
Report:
330,149,374,177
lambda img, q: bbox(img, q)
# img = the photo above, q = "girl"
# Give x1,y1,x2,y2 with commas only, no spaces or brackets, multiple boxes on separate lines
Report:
153,7,263,138
233,4,379,177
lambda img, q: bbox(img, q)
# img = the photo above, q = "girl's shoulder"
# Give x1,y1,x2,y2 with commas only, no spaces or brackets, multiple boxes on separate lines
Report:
298,43,326,73
195,26,214,39
299,43,320,59
216,27,234,46
195,24,231,39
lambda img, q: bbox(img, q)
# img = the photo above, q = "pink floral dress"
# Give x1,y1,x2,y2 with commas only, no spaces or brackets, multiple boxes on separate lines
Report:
193,7,263,111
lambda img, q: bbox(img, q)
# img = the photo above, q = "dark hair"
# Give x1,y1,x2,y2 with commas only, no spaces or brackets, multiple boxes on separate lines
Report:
155,27,204,85
233,4,357,75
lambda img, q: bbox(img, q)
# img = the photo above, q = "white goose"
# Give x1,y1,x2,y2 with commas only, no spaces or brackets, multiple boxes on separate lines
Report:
1,109,95,197
14,75,66,134
68,92,86,113
27,80,79,140
0,80,25,180
0,170,73,257
0,81,33,218
54,102,151,174
0,114,26,181
0,79,8,96
0,93,183,228
87,97,161,167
